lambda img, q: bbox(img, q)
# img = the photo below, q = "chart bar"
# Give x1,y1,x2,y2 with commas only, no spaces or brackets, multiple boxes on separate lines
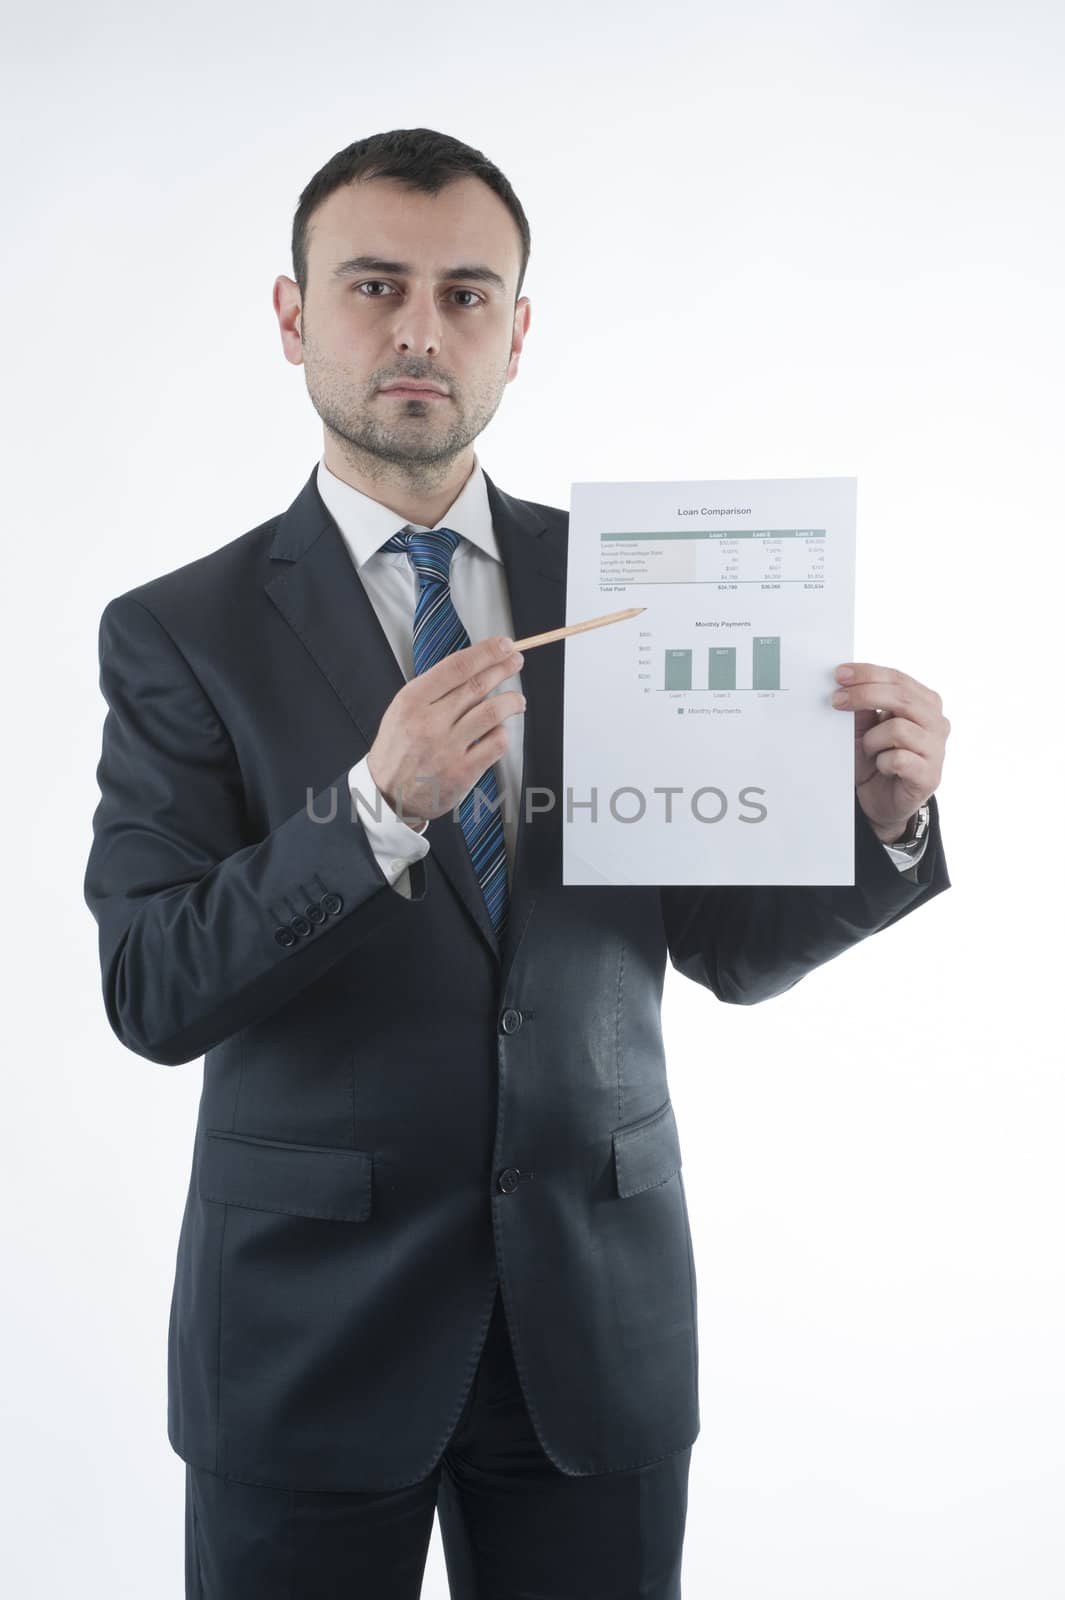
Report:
664,649,693,690
752,636,781,690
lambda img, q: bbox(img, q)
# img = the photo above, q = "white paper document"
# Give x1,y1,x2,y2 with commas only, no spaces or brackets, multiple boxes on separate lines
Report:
561,477,857,886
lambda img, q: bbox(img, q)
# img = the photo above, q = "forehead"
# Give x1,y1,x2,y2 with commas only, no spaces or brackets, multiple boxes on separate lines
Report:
308,176,519,285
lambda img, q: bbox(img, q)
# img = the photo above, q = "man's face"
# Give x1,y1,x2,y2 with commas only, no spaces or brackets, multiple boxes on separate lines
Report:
290,176,529,470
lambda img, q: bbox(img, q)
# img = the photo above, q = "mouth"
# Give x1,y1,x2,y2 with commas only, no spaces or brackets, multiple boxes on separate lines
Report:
379,383,450,399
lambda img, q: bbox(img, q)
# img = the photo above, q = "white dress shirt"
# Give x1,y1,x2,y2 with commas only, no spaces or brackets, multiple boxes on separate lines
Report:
314,454,928,896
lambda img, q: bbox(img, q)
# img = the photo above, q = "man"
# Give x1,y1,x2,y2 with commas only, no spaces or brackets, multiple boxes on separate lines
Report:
84,127,952,1599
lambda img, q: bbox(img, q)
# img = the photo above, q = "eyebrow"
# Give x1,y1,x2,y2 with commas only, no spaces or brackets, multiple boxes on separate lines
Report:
331,255,508,295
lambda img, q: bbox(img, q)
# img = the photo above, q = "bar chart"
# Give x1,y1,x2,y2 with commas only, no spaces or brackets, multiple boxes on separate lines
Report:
662,637,783,692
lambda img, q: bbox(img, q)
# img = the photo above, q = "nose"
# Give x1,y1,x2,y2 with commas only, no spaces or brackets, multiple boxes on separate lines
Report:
392,290,442,357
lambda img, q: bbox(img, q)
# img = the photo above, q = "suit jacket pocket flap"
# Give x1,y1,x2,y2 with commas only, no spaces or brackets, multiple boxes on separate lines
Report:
200,1129,373,1220
612,1100,682,1199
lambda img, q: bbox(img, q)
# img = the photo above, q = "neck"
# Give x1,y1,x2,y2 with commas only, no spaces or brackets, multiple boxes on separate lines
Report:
323,439,476,529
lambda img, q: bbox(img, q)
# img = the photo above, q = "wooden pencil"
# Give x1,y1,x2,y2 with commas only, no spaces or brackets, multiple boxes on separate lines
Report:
511,606,645,652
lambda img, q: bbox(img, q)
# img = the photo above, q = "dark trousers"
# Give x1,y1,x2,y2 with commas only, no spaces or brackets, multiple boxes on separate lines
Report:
184,1284,691,1598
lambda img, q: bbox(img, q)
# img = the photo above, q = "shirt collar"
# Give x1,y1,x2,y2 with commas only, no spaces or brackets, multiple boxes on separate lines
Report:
315,451,501,572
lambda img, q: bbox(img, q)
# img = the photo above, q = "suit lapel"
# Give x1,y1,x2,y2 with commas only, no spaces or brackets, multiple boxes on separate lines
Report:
264,463,566,980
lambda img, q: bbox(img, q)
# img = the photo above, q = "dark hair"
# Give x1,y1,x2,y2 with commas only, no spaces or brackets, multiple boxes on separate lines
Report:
291,128,531,307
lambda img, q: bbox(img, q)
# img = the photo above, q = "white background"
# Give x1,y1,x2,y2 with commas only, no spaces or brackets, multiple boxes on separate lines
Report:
4,0,1062,1594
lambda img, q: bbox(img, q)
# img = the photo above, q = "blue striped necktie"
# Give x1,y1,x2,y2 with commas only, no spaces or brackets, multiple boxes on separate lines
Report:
381,525,509,939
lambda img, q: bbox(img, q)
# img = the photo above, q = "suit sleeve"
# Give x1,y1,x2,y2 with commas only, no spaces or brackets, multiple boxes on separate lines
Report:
83,594,428,1067
659,790,950,1005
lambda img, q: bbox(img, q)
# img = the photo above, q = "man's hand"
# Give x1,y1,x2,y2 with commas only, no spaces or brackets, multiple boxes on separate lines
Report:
367,635,526,829
831,663,951,844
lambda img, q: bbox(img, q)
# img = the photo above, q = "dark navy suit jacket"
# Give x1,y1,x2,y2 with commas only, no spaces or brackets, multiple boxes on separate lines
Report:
83,463,951,1492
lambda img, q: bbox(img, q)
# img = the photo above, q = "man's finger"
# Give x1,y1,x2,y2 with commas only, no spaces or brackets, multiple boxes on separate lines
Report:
417,635,519,700
836,662,943,711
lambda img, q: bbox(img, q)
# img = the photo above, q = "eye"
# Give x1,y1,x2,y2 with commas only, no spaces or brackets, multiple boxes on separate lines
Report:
355,281,483,307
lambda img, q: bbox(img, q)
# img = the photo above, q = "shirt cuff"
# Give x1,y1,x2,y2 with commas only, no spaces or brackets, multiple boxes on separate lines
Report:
347,755,431,898
881,831,930,873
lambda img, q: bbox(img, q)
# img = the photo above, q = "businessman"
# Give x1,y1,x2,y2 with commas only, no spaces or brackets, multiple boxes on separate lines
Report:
84,127,952,1599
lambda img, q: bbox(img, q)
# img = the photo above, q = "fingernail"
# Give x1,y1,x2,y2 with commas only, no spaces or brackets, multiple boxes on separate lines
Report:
499,636,514,655
832,690,849,705
836,666,854,681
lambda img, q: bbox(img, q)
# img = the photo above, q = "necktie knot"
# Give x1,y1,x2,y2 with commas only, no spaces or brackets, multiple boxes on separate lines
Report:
382,525,461,584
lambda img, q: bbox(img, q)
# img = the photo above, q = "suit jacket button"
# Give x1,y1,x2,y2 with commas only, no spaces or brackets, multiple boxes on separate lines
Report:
497,1167,521,1194
320,892,343,916
500,1008,523,1034
291,914,312,937
306,903,326,925
274,926,297,948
